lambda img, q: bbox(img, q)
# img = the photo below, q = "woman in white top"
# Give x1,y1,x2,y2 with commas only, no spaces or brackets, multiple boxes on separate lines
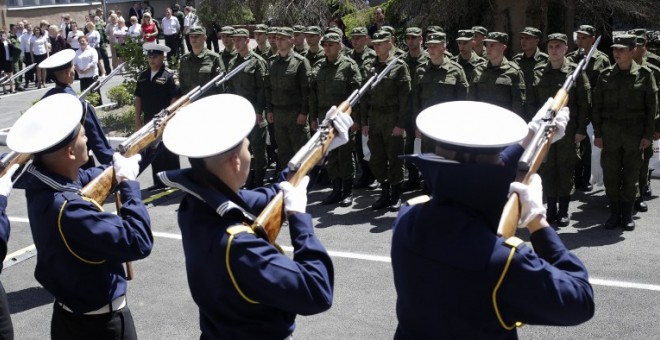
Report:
85,22,105,77
66,22,84,51
29,26,49,88
113,17,128,64
127,16,142,41
73,35,98,91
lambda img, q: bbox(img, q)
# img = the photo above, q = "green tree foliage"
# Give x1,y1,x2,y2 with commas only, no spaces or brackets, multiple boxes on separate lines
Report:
107,85,133,108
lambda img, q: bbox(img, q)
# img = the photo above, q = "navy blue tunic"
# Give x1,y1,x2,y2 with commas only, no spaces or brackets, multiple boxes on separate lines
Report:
23,163,153,314
160,167,334,339
0,195,9,273
391,145,594,339
43,86,114,165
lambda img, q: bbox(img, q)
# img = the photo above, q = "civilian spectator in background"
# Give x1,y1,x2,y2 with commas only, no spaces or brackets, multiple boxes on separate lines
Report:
162,7,181,64
59,14,72,41
183,6,199,53
48,25,66,54
143,1,155,16
67,22,84,52
130,2,143,22
367,7,387,38
128,16,142,41
205,21,220,53
85,21,106,77
30,26,49,88
114,17,128,64
73,35,99,97
1,30,16,93
141,12,158,43
21,23,34,88
106,13,120,69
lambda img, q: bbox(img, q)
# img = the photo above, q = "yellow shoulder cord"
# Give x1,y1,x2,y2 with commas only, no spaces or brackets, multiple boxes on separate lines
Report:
226,225,260,304
492,236,525,330
57,199,106,265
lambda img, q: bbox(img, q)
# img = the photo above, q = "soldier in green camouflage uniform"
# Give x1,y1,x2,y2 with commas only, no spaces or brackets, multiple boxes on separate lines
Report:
593,34,658,231
629,28,660,69
226,28,270,189
402,27,429,191
292,25,309,56
513,27,549,121
361,31,411,211
266,27,312,167
347,27,378,189
304,26,325,68
567,25,612,192
468,32,526,119
631,31,660,212
381,26,406,59
424,26,453,58
472,26,488,58
414,32,469,155
309,32,362,206
178,27,224,97
452,29,485,86
267,26,278,53
527,33,591,227
219,26,237,71
253,24,272,59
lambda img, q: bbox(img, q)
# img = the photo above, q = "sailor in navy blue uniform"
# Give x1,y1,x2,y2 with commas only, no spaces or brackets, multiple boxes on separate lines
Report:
0,163,20,340
158,94,351,339
6,94,152,340
391,101,594,339
39,49,114,167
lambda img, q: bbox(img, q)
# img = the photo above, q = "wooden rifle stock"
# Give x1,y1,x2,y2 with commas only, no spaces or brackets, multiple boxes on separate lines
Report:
253,101,353,243
80,93,194,204
0,152,32,177
497,90,569,238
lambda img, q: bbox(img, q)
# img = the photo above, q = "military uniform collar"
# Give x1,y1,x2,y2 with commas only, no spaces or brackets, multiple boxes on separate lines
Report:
159,168,257,222
276,51,294,61
612,61,641,75
24,163,84,194
523,47,546,61
323,55,343,66
543,57,573,73
428,57,451,70
487,56,510,69
193,48,210,59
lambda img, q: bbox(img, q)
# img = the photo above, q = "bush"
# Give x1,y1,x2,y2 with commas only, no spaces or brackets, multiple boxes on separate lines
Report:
107,85,133,108
101,106,136,135
86,92,102,107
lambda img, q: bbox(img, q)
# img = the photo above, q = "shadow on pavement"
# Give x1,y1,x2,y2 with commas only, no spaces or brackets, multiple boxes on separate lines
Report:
8,286,53,314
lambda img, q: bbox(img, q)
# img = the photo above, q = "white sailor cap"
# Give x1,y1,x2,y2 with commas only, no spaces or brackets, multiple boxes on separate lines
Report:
416,101,528,152
7,94,83,155
143,42,171,55
39,49,76,72
163,94,255,158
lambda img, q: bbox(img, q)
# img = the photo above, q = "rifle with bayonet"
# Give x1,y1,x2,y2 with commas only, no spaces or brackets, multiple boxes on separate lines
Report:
81,60,250,204
79,62,125,100
0,64,37,86
497,36,602,238
252,57,401,243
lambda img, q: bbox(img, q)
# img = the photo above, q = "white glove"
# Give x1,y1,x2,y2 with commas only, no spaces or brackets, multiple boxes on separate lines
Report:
0,164,20,198
113,153,142,182
280,176,309,214
509,174,546,228
327,107,353,152
528,98,570,144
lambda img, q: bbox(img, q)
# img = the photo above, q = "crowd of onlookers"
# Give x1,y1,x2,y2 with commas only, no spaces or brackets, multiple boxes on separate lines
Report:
0,2,202,94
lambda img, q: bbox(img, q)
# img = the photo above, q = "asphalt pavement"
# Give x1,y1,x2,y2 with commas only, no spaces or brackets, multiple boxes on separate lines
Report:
0,71,659,339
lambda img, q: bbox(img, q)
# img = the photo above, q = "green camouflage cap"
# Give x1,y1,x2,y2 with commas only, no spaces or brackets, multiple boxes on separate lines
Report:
371,30,392,43
484,32,508,44
292,25,305,33
611,34,637,48
188,27,206,35
628,28,648,44
520,27,542,39
456,29,474,41
381,25,395,35
254,24,269,33
547,33,567,44
425,25,444,35
277,27,294,37
575,25,596,36
267,26,278,35
472,26,488,36
325,26,343,36
321,32,341,44
220,26,235,35
405,27,423,37
304,26,322,35
350,27,368,37
426,32,447,44
232,28,249,37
